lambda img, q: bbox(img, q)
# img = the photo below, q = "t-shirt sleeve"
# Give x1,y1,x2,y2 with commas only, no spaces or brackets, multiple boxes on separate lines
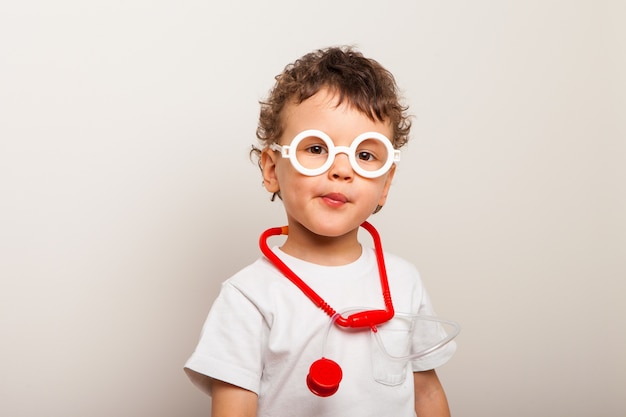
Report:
184,281,266,396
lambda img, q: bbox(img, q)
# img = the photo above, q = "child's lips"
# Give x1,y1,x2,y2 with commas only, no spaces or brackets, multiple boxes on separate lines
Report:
322,193,348,205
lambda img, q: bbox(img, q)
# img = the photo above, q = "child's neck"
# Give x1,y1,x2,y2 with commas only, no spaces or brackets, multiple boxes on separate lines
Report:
279,224,362,267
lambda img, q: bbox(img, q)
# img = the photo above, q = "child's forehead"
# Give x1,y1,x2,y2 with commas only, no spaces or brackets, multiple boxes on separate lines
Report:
281,89,393,140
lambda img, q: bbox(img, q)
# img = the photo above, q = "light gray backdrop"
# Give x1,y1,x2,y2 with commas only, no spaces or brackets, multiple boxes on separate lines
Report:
1,1,624,416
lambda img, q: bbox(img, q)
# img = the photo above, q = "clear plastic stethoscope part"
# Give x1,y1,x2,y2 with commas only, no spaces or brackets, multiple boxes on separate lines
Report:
320,308,460,362
371,313,460,362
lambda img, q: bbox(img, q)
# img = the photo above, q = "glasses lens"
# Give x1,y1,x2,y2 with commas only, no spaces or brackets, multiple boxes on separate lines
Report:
294,134,330,170
353,137,390,172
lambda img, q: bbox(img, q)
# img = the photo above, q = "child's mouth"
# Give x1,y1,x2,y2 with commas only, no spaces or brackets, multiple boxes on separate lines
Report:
322,193,348,206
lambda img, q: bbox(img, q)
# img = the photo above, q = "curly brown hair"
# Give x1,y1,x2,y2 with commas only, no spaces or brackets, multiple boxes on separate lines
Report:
252,46,412,163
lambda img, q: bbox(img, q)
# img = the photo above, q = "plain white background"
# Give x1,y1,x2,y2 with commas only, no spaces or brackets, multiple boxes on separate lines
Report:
1,1,624,416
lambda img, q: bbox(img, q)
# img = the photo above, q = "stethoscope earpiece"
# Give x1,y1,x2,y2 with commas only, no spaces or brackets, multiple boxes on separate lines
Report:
306,358,343,397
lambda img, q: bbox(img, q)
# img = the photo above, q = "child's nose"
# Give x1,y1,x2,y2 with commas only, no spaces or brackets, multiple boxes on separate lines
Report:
329,152,354,180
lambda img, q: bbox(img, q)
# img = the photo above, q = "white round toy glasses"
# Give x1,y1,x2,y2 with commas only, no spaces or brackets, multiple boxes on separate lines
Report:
269,129,401,178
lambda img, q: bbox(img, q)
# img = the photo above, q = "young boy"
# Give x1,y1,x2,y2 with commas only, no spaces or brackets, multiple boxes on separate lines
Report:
184,46,456,417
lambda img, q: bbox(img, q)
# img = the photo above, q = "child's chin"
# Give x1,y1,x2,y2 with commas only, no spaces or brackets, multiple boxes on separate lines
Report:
306,222,360,239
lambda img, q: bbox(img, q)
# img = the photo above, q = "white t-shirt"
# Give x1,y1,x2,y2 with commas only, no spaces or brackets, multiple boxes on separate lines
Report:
184,246,456,417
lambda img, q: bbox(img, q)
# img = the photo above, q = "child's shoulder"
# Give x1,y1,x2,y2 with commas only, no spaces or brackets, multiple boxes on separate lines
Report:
381,250,420,273
226,255,278,284
221,254,293,297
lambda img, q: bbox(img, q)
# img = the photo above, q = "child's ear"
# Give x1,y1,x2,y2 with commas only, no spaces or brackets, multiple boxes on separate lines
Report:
261,149,280,193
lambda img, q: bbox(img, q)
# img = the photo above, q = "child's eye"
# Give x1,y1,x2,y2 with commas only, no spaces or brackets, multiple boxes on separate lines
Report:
357,151,376,162
305,144,328,155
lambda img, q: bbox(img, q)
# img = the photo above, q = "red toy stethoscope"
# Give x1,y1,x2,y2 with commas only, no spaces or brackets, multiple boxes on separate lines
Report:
259,221,459,397
260,221,394,330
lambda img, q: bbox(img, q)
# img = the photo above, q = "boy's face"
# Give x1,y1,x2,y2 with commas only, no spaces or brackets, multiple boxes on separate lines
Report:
261,88,396,239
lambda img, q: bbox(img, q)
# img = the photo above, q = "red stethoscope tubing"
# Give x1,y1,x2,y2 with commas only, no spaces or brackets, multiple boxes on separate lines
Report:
259,221,394,329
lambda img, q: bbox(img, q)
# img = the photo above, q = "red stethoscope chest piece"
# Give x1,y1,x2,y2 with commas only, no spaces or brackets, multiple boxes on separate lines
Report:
306,358,343,397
